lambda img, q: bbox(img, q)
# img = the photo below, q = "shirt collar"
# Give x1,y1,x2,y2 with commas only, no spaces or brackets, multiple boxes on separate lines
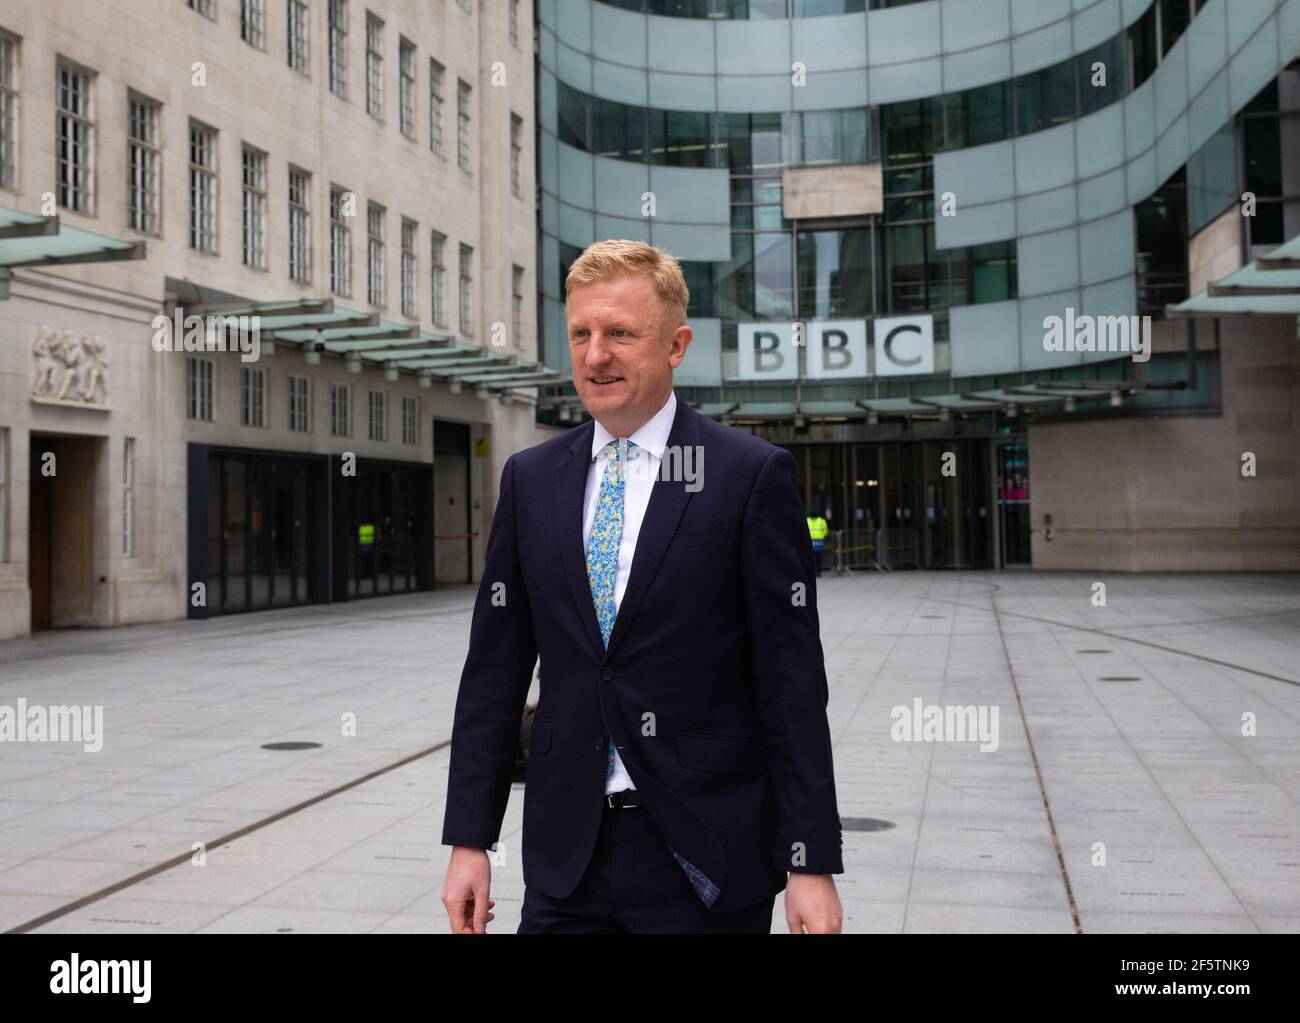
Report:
590,390,677,463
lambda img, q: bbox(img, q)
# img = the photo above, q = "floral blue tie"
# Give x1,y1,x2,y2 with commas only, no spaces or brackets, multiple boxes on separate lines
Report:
586,438,633,778
584,436,722,910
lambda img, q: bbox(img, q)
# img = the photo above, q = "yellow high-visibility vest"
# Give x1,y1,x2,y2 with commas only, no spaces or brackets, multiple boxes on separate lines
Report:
807,515,829,541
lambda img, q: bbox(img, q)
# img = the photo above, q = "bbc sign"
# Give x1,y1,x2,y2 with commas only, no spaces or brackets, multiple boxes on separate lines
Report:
736,316,934,381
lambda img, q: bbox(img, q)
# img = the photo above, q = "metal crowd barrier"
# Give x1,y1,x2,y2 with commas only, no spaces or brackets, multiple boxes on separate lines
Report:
829,529,876,574
874,527,921,571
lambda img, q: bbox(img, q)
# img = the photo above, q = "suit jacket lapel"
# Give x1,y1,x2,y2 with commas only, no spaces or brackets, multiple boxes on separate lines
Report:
604,400,699,659
554,421,608,660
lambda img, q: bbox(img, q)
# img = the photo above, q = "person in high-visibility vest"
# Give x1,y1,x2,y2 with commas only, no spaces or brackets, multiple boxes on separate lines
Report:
807,511,829,577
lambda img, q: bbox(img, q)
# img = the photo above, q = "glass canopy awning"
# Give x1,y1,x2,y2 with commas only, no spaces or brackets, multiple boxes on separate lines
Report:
186,296,568,393
621,381,1168,423
1169,231,1300,316
0,206,146,276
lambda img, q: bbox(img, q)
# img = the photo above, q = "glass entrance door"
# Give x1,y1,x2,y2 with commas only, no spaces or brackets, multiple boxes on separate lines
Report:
995,440,1031,566
207,452,318,614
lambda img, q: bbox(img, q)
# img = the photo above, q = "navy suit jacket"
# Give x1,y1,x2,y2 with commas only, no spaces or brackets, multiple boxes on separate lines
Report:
440,395,844,913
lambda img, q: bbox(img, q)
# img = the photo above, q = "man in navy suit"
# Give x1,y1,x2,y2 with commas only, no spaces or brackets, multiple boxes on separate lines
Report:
441,240,844,934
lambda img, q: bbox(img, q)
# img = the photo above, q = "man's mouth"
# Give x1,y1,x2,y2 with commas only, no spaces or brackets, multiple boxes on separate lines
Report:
590,376,623,386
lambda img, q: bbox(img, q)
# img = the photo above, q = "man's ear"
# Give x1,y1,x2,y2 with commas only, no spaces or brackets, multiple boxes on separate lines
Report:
668,323,693,367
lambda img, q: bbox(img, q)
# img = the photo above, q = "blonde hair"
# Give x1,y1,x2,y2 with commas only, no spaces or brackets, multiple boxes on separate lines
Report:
565,240,690,327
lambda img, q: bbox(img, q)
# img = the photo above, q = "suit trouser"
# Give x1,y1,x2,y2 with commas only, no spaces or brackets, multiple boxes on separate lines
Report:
518,800,777,934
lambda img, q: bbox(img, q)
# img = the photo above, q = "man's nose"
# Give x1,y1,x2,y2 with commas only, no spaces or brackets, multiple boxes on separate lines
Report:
585,333,615,366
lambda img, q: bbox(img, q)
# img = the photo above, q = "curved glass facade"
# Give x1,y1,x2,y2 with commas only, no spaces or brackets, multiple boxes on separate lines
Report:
553,12,1144,171
599,0,881,18
538,0,1295,414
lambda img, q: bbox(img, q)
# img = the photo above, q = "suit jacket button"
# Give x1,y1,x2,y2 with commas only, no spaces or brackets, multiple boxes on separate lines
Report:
600,666,614,682
595,738,604,750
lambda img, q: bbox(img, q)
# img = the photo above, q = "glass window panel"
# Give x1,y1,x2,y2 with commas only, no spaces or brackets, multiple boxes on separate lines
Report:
797,228,872,319
1077,34,1127,115
886,223,926,312
970,240,1018,304
557,81,589,150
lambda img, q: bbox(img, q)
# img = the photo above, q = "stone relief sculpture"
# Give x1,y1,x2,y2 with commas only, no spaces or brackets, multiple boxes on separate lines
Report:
31,325,110,407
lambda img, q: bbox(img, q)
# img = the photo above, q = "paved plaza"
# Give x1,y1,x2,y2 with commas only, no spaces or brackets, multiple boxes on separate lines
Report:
1,571,1297,934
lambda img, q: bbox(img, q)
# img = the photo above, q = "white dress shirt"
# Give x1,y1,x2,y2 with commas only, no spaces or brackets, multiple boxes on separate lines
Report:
583,389,677,794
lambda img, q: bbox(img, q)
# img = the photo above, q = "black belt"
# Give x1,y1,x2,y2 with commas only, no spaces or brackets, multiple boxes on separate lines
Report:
605,789,642,809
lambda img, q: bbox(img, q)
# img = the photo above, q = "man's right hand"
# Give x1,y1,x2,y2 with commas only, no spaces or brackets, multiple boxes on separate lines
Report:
442,847,495,933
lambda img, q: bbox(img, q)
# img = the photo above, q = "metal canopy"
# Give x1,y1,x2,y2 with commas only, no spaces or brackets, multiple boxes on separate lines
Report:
692,402,738,417
1257,234,1300,270
260,309,381,333
799,400,869,417
398,353,509,371
725,401,796,418
680,378,1164,423
191,298,333,319
0,204,146,269
858,397,937,415
1206,261,1300,297
1167,291,1300,317
1170,230,1300,315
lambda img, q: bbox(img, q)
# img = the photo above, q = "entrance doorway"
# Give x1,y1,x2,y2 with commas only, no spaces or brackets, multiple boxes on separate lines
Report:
433,420,472,584
782,438,999,569
204,451,323,614
995,440,1032,566
29,434,99,630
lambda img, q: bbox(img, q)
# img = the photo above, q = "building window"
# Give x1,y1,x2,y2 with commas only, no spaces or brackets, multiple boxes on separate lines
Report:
330,381,351,436
188,121,218,252
368,389,386,442
0,427,10,562
509,0,520,47
365,11,383,121
399,37,416,139
429,59,444,155
401,395,419,445
430,230,446,326
288,373,311,432
330,184,351,295
56,61,95,213
241,0,265,48
240,365,267,427
400,217,417,318
0,32,18,190
241,144,268,269
288,166,311,283
796,228,872,319
328,0,348,98
458,243,473,336
187,356,215,421
126,93,161,235
512,264,524,343
457,78,472,171
367,201,385,306
510,112,523,198
187,0,215,17
287,0,309,73
122,437,135,558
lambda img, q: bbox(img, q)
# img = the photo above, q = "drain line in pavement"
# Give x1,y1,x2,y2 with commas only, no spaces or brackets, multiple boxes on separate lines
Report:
990,593,1084,935
6,738,453,934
